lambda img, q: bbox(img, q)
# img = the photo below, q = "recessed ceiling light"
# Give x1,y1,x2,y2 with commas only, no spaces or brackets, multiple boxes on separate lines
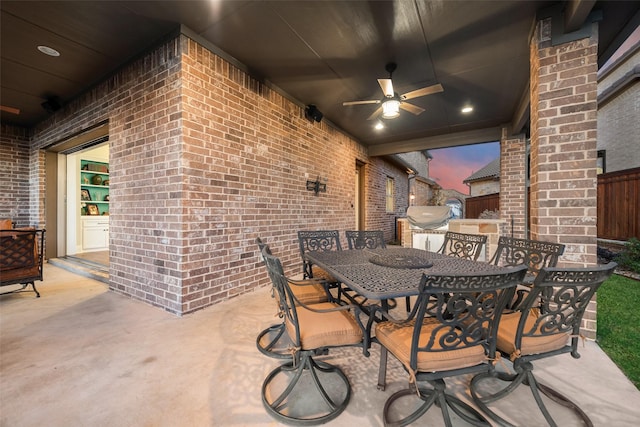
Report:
37,45,60,57
374,121,384,130
461,106,473,113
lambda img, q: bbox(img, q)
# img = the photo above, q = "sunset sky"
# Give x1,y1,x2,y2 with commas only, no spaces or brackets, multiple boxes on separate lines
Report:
428,141,500,195
425,26,640,197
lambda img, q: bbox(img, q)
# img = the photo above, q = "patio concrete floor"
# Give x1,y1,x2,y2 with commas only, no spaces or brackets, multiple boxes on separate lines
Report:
1,263,639,426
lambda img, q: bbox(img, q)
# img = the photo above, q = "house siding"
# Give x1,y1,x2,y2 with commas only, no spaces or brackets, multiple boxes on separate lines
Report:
469,180,500,197
597,49,640,173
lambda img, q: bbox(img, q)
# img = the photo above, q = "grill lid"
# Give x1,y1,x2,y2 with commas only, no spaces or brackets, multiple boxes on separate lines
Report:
406,206,452,229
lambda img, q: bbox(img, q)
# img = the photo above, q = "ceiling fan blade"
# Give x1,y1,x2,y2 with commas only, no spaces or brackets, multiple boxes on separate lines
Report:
366,106,383,121
399,102,425,115
1,105,20,115
378,79,394,97
401,83,444,100
342,100,381,106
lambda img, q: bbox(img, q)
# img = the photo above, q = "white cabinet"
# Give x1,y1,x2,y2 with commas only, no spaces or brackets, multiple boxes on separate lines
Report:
82,217,109,251
412,231,446,252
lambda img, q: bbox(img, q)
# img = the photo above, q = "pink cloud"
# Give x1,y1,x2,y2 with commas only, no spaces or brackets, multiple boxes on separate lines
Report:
428,142,500,195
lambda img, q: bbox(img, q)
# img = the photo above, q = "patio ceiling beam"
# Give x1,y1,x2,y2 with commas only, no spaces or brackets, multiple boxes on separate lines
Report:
510,82,530,136
368,127,502,157
564,0,597,33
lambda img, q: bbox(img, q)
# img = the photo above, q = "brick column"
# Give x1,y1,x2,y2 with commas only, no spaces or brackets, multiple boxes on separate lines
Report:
499,129,527,239
529,18,599,337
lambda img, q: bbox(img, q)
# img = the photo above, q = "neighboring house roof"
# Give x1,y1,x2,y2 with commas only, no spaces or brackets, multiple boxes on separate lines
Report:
387,154,418,174
415,175,440,188
463,158,500,184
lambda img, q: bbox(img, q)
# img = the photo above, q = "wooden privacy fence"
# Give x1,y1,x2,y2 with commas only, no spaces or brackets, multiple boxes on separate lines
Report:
464,167,640,241
465,193,499,219
597,167,640,241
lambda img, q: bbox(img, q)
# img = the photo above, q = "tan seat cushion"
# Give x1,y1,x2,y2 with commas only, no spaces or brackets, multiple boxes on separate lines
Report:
311,265,338,283
497,310,569,357
0,219,13,230
376,318,486,373
289,281,328,304
285,302,363,350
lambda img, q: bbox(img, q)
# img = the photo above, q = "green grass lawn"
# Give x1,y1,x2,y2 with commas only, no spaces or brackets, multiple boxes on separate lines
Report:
597,274,640,389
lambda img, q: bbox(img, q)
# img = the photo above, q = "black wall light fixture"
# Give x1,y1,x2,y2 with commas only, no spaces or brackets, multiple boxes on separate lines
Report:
306,176,327,195
304,104,323,123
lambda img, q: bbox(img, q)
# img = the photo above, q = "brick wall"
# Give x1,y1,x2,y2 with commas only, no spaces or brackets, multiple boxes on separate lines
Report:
500,131,527,238
363,157,409,242
413,177,433,207
178,38,372,312
0,125,31,226
530,19,599,338
1,33,405,315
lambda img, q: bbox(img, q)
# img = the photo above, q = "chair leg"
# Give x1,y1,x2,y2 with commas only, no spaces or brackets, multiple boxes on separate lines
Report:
470,363,594,427
0,282,40,298
383,379,491,427
262,350,351,425
31,282,40,297
377,347,388,391
256,323,292,359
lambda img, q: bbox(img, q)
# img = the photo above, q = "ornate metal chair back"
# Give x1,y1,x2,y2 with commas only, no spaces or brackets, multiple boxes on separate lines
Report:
297,230,342,278
407,266,528,372
470,262,617,427
261,248,303,347
345,230,386,250
489,236,565,276
376,265,527,426
438,231,487,260
513,262,617,356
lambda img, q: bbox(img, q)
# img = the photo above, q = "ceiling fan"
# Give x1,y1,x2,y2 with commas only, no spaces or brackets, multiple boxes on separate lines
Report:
0,105,20,115
343,62,443,120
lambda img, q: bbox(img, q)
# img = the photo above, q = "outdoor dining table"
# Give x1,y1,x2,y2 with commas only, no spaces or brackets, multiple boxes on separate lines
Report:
305,247,508,300
305,246,513,389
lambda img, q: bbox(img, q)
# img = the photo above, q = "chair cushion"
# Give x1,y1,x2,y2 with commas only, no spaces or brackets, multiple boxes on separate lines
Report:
286,302,363,350
0,219,12,230
497,310,569,357
289,281,328,304
376,318,486,373
311,266,338,283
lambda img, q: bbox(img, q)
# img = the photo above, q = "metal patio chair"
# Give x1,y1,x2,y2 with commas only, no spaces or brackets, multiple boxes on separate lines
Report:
489,236,565,309
470,262,617,427
297,230,344,300
406,230,488,312
344,230,398,308
374,266,527,427
260,248,371,425
438,231,487,261
297,230,342,279
345,230,386,250
255,237,330,359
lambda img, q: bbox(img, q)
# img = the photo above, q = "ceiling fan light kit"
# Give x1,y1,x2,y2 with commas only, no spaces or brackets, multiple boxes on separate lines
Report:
342,62,443,121
381,99,400,119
